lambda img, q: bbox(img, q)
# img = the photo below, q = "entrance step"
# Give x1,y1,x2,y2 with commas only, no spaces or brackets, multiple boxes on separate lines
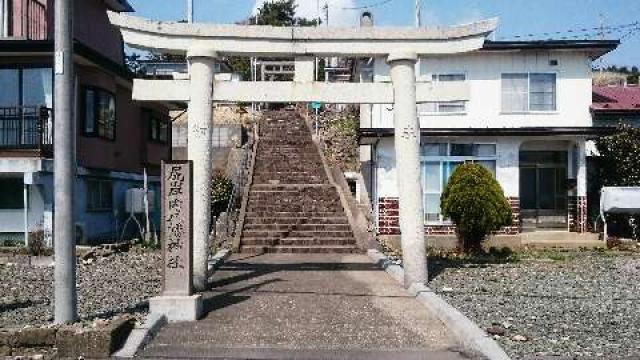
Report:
521,231,602,247
240,244,361,254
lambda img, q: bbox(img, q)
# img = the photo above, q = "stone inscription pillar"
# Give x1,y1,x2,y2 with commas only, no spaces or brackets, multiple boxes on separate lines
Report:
149,161,203,321
187,46,217,291
388,51,428,288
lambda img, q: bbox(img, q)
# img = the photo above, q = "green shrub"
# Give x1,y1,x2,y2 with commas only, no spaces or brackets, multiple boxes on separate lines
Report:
211,172,233,217
441,163,512,252
27,228,52,256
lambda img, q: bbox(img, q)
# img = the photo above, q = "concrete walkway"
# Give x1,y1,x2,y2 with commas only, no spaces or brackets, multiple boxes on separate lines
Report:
140,254,481,360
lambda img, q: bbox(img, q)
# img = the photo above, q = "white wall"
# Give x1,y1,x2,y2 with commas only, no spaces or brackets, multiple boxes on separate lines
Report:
0,184,46,235
374,136,587,200
371,51,593,129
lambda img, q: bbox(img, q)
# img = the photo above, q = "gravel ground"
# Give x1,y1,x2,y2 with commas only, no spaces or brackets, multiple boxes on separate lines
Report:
0,249,162,328
428,251,640,359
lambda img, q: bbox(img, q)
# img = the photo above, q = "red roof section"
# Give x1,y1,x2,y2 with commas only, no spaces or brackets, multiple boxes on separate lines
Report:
592,86,640,113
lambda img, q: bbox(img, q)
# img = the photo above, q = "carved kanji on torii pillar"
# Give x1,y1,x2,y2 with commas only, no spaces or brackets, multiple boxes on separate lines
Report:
107,11,498,302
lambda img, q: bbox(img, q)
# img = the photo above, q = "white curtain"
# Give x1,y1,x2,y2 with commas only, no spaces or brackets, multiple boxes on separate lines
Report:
501,74,528,113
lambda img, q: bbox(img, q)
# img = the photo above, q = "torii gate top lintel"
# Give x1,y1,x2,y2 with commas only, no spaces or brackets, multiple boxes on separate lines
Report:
108,12,498,57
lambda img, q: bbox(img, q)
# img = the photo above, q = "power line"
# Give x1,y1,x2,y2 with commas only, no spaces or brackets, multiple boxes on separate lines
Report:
341,0,393,10
498,20,640,40
620,26,640,41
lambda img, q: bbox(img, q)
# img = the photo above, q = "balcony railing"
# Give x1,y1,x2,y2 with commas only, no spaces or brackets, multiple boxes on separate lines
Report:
0,106,53,155
3,0,48,40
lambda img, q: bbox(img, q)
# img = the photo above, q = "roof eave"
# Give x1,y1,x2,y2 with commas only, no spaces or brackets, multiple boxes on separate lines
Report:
482,40,620,60
104,0,134,13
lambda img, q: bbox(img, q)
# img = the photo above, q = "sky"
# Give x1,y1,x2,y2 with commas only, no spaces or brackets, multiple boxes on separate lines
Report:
127,0,640,67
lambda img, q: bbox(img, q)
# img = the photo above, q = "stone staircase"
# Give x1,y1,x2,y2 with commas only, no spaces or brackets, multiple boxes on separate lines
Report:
238,110,359,254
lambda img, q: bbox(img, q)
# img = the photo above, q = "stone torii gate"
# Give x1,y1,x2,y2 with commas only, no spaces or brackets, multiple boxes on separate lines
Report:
108,12,497,292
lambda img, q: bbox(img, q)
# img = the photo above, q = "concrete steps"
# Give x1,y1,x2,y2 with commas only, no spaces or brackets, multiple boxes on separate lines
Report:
239,111,359,254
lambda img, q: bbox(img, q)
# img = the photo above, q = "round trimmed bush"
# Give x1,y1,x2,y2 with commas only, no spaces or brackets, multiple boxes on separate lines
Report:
440,163,512,252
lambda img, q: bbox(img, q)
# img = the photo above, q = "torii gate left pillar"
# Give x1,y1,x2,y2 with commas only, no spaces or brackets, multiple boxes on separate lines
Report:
187,47,217,291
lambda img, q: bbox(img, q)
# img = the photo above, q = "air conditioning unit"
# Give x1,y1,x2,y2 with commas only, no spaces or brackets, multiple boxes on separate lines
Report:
125,188,156,214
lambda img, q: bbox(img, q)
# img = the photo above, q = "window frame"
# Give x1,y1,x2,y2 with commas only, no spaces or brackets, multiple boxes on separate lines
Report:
0,178,25,210
82,86,117,141
418,100,467,116
420,142,498,224
146,109,169,144
86,178,114,212
501,72,558,114
431,72,467,82
0,64,53,109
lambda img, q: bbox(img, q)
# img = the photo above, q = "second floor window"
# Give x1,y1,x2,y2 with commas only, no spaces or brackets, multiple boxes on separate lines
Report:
83,87,116,140
148,113,169,143
502,73,557,113
419,101,467,114
0,67,52,108
432,73,466,82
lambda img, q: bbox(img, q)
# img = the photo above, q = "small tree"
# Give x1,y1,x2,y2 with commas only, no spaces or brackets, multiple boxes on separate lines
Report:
595,125,640,238
227,0,320,79
440,164,512,252
596,125,640,187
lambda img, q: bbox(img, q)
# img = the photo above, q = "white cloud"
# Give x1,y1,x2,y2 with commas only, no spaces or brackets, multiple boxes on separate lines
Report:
252,0,360,27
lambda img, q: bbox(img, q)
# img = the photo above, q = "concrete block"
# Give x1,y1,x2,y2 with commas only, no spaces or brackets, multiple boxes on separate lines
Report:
56,318,135,359
112,313,167,358
0,330,16,346
149,295,203,322
0,345,10,356
14,327,57,347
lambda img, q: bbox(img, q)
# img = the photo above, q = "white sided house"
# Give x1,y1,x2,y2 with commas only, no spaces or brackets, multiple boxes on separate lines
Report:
359,40,619,239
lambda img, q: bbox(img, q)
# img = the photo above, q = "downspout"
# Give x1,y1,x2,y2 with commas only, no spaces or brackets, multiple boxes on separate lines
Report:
1,0,7,37
372,138,379,234
24,183,29,247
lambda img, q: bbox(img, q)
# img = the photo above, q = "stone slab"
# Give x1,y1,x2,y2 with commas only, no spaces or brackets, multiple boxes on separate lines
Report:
112,313,167,358
56,318,135,359
149,295,203,322
141,254,465,359
367,249,510,360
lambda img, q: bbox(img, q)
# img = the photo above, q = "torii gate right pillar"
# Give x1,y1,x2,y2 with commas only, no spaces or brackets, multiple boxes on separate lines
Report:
388,51,428,288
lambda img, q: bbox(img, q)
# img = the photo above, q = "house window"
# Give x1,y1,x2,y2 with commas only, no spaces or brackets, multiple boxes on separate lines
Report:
502,73,556,112
148,112,168,143
421,142,497,223
83,87,116,140
432,73,466,82
0,178,24,209
86,179,113,212
418,101,467,114
0,67,52,108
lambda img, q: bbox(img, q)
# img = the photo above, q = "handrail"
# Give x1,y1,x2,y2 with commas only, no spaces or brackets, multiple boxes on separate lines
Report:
210,122,258,252
0,106,53,152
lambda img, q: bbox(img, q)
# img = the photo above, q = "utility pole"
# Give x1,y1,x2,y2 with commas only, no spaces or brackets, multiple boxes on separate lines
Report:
415,0,421,27
187,0,193,23
54,0,77,324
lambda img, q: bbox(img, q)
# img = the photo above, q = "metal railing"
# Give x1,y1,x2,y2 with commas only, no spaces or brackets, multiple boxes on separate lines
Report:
5,0,48,40
210,126,256,249
0,106,53,153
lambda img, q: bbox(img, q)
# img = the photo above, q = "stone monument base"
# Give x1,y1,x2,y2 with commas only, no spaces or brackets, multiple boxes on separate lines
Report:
149,294,203,322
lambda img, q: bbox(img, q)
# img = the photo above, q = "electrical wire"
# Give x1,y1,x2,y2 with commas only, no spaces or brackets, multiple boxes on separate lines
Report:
341,0,393,10
498,20,640,40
